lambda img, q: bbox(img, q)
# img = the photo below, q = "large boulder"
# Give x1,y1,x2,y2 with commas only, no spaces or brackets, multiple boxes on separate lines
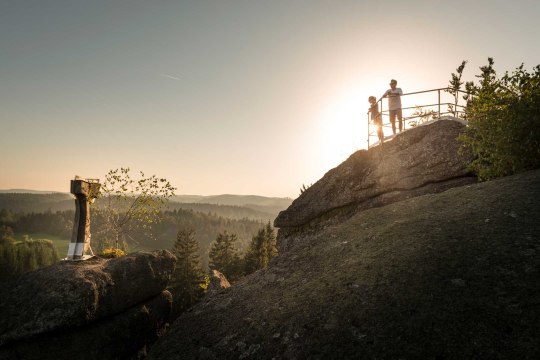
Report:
148,169,540,360
0,250,176,360
275,118,475,233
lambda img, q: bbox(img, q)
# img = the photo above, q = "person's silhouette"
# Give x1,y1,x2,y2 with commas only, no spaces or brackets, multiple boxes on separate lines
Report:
382,79,403,134
368,96,384,144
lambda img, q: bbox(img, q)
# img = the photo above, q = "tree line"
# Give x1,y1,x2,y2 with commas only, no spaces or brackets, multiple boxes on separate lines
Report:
0,225,59,282
0,207,268,278
0,193,73,213
168,222,277,318
1,207,264,246
0,193,279,222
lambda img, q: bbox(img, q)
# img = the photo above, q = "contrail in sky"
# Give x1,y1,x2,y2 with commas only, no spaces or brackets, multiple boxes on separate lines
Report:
162,74,182,81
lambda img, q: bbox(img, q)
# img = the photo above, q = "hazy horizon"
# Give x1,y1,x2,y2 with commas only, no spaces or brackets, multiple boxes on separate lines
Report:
2,0,539,197
0,188,293,199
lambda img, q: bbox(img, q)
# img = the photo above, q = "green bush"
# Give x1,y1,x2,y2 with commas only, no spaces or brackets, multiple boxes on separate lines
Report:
458,58,540,180
100,247,126,258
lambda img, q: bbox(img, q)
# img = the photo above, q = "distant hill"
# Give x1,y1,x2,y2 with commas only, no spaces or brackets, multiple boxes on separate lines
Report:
167,202,274,221
173,194,292,207
0,192,292,220
173,194,293,218
0,193,74,213
0,189,61,194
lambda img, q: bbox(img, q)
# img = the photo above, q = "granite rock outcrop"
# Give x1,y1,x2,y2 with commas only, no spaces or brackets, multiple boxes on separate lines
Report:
0,250,176,360
275,118,475,238
148,120,540,359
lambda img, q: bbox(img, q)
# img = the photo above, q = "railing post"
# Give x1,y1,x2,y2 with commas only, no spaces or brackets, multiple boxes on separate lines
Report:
438,89,441,118
379,98,383,133
367,112,370,149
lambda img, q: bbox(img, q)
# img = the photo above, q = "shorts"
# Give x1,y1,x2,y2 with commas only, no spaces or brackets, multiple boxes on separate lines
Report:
389,109,403,122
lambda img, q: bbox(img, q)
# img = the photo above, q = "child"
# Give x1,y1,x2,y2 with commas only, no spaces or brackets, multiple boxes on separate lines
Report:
368,96,384,144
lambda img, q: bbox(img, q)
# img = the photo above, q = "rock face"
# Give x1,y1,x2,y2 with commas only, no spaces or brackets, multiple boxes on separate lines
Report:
149,170,540,360
207,269,231,296
148,121,540,359
275,118,475,233
0,250,176,360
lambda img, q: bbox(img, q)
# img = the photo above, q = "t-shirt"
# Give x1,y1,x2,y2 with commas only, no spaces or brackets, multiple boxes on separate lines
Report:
385,88,403,110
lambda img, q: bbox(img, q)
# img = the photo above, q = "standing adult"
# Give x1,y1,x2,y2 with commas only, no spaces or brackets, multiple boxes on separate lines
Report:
382,79,403,134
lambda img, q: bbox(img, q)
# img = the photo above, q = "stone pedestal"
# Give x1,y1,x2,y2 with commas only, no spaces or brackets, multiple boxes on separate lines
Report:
67,179,100,260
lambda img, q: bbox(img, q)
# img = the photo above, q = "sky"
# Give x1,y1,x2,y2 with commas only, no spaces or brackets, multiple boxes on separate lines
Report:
1,0,539,198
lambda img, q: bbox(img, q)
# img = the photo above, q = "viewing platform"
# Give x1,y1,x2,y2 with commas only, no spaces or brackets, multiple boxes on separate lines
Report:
367,87,469,148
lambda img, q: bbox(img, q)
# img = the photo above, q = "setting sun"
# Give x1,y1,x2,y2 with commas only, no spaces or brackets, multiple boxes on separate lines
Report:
316,86,369,170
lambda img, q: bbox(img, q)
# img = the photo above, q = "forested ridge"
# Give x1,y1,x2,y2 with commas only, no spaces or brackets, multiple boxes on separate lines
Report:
0,193,286,220
0,208,263,255
0,193,73,213
0,189,288,287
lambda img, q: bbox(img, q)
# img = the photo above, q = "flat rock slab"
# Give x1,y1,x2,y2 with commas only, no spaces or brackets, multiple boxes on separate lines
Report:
0,250,175,346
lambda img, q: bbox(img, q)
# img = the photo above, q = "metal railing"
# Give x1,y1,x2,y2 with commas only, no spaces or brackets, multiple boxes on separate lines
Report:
367,87,469,148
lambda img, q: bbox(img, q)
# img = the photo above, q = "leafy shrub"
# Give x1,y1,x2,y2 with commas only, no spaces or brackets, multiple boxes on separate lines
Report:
100,247,126,258
94,167,176,252
458,58,540,180
200,274,210,291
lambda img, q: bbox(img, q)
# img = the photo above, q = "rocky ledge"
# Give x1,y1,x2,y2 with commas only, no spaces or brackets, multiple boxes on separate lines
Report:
148,169,540,360
0,250,176,360
275,118,475,250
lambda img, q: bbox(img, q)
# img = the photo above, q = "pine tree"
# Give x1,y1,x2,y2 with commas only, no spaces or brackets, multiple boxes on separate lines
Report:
169,229,205,314
208,231,242,281
243,228,266,274
447,60,467,117
265,221,278,260
243,222,278,275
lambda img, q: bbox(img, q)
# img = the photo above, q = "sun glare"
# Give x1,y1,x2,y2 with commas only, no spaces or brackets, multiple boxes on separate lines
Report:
316,87,369,170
